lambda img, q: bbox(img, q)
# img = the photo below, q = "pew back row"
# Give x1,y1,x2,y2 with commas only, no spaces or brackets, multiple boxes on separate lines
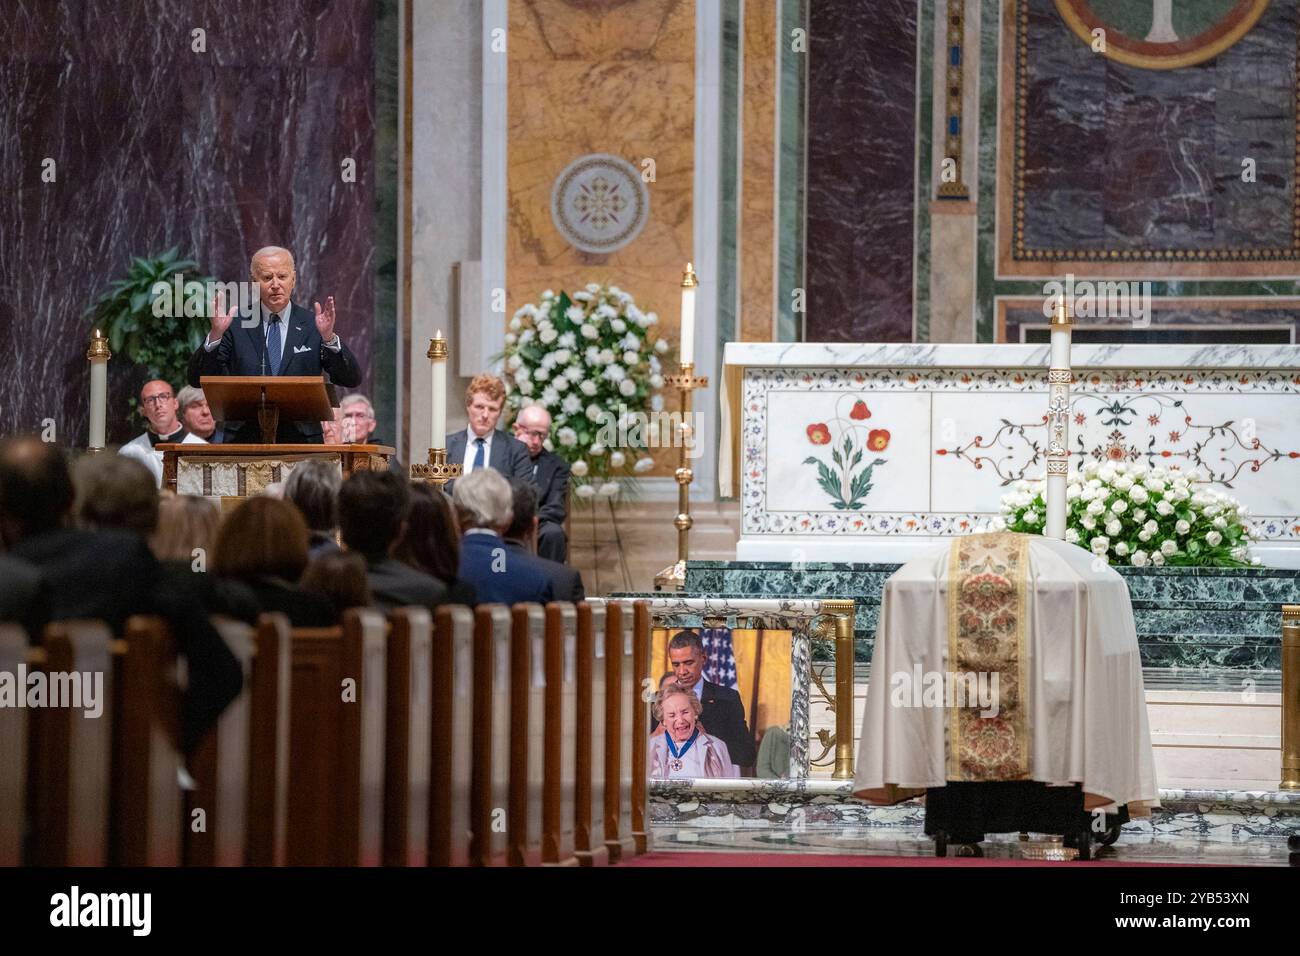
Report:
0,599,651,867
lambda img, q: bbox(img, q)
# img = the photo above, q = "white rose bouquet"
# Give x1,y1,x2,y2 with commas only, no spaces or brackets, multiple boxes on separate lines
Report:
992,461,1258,567
502,283,667,500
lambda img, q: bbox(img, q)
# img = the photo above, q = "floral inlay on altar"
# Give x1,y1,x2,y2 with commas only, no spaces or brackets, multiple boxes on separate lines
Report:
503,283,668,500
802,397,891,510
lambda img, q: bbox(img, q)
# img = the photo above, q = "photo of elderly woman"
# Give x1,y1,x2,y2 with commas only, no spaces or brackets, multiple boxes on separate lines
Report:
648,682,740,780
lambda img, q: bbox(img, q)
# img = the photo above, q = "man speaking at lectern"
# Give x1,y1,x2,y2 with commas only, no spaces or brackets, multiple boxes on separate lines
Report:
187,246,362,443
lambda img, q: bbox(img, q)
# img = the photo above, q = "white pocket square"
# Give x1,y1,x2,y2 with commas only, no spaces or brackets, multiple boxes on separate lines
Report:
293,345,311,354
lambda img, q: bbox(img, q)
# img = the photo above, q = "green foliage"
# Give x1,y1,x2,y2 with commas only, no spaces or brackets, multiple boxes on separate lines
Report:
85,247,213,419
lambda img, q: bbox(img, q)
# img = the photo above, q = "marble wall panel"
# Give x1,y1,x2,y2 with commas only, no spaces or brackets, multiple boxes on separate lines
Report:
0,0,386,444
506,0,694,473
805,0,917,342
738,0,776,342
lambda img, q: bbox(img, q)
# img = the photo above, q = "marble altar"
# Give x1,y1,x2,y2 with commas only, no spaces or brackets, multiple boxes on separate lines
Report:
721,343,1300,568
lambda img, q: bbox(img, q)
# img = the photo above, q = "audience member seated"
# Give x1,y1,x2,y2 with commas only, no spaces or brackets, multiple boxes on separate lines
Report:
321,406,343,444
284,459,342,559
0,550,42,633
512,403,570,563
338,469,448,614
339,393,378,443
445,374,532,492
119,379,206,488
453,468,553,605
394,482,478,605
151,493,259,624
0,436,241,754
212,497,335,627
503,479,584,602
177,385,218,442
301,551,374,624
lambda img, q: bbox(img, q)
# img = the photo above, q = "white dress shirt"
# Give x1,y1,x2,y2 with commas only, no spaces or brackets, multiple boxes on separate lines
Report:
461,426,494,473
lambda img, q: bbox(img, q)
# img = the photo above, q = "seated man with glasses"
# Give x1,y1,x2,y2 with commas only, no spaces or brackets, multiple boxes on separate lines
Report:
511,403,571,563
119,379,208,487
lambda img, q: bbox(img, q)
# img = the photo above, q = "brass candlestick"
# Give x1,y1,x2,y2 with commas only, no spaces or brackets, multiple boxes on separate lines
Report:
410,446,462,490
654,361,709,590
410,334,463,490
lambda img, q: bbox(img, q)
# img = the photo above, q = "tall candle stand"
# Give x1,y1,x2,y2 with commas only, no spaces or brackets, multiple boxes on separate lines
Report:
654,362,709,590
87,328,111,454
410,334,462,490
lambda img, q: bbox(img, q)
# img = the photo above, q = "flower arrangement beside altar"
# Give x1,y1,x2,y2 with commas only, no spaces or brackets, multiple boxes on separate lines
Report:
502,283,668,500
993,461,1258,567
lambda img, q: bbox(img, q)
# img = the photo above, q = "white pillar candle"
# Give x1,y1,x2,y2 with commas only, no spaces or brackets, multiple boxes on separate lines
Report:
87,329,110,449
679,262,697,368
1045,299,1072,540
430,331,447,449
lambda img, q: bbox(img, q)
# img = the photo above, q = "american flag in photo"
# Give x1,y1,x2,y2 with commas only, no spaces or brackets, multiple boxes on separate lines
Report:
700,627,738,690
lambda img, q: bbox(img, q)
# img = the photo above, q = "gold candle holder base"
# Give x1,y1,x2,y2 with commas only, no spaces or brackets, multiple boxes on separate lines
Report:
410,447,463,490
653,363,709,591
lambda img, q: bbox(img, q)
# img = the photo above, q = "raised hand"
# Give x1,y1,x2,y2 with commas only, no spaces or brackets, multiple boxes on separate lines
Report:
210,290,237,342
314,296,337,343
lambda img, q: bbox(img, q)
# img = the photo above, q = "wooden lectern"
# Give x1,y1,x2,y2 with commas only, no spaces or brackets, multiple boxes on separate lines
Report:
201,375,335,445
157,375,394,499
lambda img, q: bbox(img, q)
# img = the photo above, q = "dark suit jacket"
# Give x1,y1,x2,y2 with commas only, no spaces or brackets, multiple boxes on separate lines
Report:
457,531,553,605
0,553,44,635
503,539,583,602
366,556,449,615
699,680,756,767
445,429,533,493
187,302,362,443
240,576,336,628
529,449,570,526
11,528,244,754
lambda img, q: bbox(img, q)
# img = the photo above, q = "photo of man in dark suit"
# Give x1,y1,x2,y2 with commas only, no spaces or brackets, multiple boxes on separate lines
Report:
187,245,362,443
655,629,757,770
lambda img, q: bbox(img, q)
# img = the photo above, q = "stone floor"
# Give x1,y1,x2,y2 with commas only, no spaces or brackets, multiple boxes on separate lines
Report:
651,824,1299,866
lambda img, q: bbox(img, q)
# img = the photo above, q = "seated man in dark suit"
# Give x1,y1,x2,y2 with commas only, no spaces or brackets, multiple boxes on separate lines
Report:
187,245,362,443
445,374,533,493
503,479,584,602
512,403,570,563
453,468,552,605
652,629,757,770
338,469,448,615
0,552,43,635
0,436,242,755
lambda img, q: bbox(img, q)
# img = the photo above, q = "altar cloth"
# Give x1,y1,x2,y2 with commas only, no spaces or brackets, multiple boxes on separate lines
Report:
853,533,1159,813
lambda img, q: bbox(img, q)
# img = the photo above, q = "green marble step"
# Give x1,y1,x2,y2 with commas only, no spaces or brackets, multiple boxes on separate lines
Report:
657,561,1300,671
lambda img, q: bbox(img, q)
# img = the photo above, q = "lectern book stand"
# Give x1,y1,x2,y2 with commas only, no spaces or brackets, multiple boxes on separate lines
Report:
201,375,335,444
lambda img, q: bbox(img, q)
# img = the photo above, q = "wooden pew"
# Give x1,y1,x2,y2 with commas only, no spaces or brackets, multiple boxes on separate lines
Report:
631,600,651,854
185,617,253,867
508,604,547,867
28,621,114,866
574,602,609,866
110,615,182,866
286,608,387,865
469,605,512,866
542,603,578,866
429,604,475,867
602,600,636,863
0,625,29,866
246,613,292,866
383,607,433,866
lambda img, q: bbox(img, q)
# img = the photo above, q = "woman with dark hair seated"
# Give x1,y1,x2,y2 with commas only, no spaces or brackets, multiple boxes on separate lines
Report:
395,482,477,605
212,497,335,627
301,551,374,624
284,458,342,560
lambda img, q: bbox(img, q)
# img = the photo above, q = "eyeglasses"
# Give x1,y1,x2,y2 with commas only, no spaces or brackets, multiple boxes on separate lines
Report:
516,428,548,440
141,394,173,406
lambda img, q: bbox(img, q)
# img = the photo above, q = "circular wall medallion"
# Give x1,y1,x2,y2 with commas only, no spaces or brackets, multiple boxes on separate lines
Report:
1053,0,1270,70
550,153,649,254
